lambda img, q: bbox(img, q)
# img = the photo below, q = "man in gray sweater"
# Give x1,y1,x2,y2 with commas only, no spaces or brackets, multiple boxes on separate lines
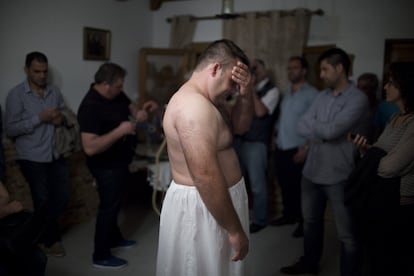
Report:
280,48,369,276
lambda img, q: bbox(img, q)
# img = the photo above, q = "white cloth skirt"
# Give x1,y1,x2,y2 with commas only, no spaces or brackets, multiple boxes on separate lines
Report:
156,178,249,276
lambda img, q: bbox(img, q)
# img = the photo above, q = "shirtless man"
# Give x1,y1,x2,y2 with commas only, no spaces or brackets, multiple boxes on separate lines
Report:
156,39,253,276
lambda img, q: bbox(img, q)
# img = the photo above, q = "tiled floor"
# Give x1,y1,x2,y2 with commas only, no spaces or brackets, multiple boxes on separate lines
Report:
46,199,340,276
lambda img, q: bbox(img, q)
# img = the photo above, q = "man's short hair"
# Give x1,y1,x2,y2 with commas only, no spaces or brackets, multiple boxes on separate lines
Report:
195,39,250,71
25,52,48,68
289,56,309,70
318,48,351,76
94,62,127,85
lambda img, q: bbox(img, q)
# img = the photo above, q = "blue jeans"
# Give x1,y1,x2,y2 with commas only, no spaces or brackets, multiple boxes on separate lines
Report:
301,177,361,276
89,166,128,261
18,158,69,246
236,141,268,226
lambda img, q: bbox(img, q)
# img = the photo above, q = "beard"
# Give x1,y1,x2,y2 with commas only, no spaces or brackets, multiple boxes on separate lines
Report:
323,78,336,90
31,78,47,88
290,75,302,84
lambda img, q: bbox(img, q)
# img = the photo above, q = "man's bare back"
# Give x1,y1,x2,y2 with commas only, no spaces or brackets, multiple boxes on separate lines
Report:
163,84,243,188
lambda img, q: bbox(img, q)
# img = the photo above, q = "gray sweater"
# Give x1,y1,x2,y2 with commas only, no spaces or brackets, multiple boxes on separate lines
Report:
298,83,369,185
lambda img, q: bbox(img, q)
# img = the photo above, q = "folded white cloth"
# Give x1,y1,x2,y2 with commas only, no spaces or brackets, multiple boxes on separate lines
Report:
147,162,171,191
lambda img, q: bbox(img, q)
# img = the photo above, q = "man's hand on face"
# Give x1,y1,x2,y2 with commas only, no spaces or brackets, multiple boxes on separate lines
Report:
231,61,252,97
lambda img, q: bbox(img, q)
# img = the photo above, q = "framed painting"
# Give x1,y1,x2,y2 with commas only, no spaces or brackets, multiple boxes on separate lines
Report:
138,48,190,106
83,27,111,60
188,42,210,70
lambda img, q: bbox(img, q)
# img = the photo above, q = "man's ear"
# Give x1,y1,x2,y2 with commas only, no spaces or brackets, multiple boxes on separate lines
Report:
211,62,221,77
101,81,111,91
335,63,344,74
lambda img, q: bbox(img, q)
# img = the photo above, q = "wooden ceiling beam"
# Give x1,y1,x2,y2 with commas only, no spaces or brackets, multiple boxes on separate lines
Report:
150,0,185,11
150,0,162,10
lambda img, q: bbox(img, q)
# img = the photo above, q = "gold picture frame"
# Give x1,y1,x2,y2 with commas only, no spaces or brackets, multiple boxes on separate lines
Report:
138,48,190,106
83,27,111,61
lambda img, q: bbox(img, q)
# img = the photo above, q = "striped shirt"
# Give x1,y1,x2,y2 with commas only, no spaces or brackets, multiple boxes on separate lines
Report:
374,113,414,205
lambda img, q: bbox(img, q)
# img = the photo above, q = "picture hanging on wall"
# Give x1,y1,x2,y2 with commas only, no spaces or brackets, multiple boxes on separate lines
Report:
138,48,190,106
83,27,111,61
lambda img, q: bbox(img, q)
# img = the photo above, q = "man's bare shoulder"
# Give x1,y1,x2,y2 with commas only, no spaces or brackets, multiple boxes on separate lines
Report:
167,84,215,120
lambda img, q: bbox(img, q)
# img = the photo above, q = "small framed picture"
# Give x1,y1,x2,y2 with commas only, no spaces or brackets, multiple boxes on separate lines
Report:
83,27,111,61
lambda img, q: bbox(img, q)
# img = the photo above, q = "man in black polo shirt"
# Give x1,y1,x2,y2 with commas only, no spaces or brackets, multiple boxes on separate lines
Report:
77,62,157,269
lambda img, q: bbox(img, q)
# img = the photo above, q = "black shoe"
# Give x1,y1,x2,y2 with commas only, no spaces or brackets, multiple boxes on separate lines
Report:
280,257,318,275
292,222,304,238
270,216,296,226
249,223,266,234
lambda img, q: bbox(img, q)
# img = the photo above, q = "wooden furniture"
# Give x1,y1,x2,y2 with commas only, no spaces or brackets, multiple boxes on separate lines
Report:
382,39,414,89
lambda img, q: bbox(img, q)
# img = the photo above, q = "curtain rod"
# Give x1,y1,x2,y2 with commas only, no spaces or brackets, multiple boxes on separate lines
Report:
166,9,324,23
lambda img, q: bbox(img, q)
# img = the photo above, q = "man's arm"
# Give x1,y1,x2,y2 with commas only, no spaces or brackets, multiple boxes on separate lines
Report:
81,121,136,156
293,90,318,162
231,62,254,135
50,91,66,126
231,93,253,135
5,91,42,137
378,121,414,177
314,93,368,141
5,90,62,137
128,100,158,123
0,182,8,207
176,100,248,261
256,86,280,117
0,107,5,183
252,92,268,117
298,94,320,139
0,183,23,219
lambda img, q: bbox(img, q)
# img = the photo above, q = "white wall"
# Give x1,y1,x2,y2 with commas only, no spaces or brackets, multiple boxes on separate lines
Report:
1,0,413,114
152,0,414,84
0,0,152,112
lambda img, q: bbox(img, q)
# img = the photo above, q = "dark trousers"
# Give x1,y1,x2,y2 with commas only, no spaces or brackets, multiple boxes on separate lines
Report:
366,204,414,275
0,246,47,276
275,148,303,221
18,158,69,246
89,166,128,261
395,204,414,275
